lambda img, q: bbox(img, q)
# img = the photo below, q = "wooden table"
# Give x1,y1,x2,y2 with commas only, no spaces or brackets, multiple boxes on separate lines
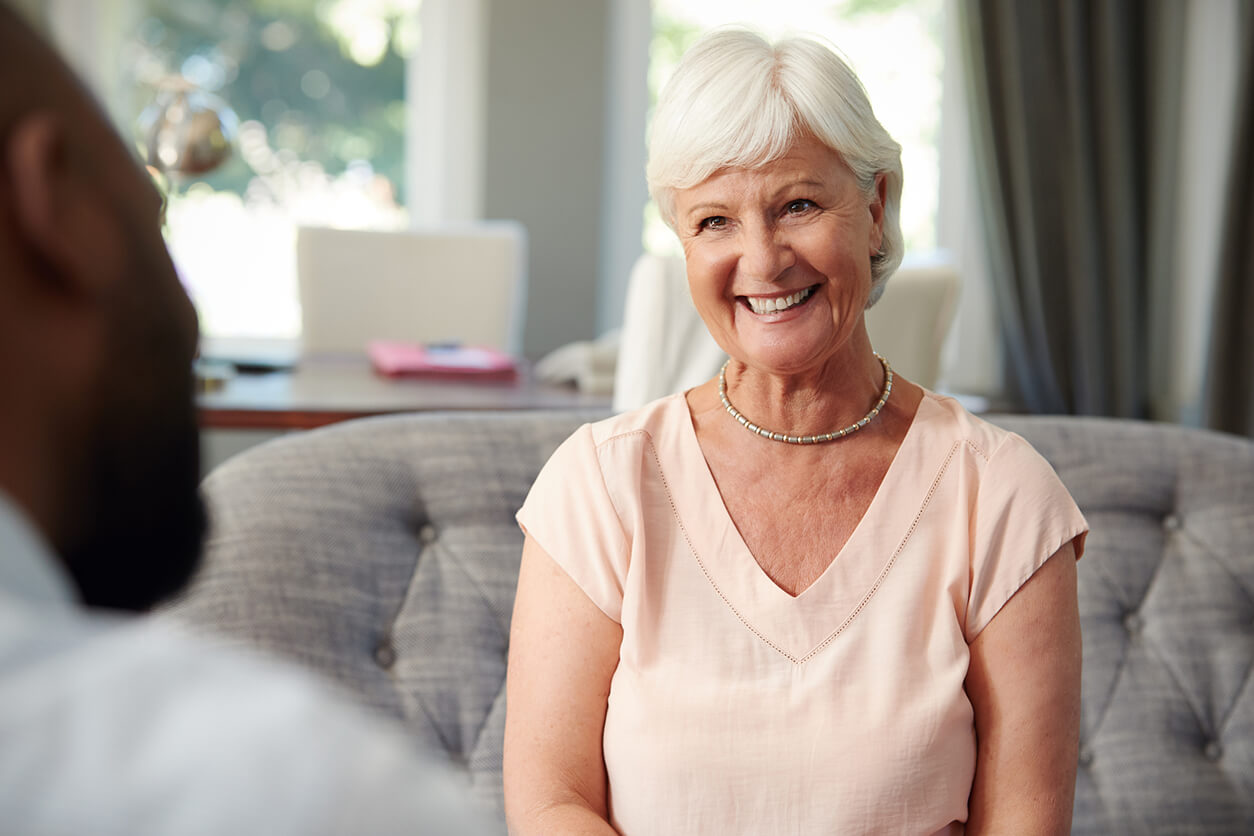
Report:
198,356,610,431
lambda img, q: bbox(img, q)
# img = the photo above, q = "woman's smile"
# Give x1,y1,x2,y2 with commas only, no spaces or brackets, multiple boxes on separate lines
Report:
740,284,819,316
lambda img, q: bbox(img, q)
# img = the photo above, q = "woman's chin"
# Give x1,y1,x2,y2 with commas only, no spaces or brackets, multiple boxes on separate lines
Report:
731,342,838,379
729,305,848,376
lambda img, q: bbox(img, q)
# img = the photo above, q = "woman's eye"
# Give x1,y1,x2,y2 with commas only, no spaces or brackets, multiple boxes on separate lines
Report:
785,199,816,215
699,216,728,231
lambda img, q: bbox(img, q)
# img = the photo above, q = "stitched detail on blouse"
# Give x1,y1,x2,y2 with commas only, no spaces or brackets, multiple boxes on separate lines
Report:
795,440,979,664
966,438,991,463
590,429,640,577
607,420,986,666
600,428,655,447
639,435,803,664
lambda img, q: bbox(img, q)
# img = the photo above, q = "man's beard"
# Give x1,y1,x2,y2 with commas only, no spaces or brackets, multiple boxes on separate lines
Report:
58,391,207,613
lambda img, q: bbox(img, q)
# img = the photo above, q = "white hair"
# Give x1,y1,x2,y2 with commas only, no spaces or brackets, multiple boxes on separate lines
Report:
647,28,905,305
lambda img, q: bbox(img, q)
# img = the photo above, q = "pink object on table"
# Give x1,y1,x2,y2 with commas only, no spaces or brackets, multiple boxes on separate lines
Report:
367,340,518,380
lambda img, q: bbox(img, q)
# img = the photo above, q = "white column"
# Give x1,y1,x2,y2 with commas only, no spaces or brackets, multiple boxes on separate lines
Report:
935,0,998,397
406,0,488,225
596,0,652,334
1169,0,1239,424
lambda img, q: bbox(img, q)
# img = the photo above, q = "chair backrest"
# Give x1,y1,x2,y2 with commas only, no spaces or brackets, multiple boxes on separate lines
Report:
296,223,528,356
612,253,725,412
612,254,960,411
864,263,960,389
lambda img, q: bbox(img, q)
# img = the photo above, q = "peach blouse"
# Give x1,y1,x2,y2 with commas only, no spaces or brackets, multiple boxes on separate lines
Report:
517,391,1087,835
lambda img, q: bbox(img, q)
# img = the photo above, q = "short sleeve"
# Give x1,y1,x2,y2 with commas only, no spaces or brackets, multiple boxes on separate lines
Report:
516,424,629,623
965,433,1088,641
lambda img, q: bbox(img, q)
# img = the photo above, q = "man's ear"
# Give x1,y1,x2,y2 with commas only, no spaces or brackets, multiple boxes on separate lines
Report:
5,110,105,293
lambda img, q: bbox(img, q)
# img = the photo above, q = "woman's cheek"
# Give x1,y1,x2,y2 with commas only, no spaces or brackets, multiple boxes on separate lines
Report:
688,249,731,300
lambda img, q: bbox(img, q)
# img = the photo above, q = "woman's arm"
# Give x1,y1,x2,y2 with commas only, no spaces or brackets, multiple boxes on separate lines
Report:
504,535,624,835
965,541,1082,835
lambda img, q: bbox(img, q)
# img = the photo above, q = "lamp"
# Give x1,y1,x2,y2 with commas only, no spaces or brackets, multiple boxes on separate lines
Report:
138,78,238,179
138,79,239,390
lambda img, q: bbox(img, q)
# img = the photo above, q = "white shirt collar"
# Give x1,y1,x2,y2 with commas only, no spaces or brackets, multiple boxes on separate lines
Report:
0,491,78,611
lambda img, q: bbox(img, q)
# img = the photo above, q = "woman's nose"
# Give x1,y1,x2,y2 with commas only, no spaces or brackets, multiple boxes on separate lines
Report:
738,224,794,283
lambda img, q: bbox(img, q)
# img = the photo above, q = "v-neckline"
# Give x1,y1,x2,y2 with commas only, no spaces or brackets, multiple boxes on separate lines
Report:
663,392,944,662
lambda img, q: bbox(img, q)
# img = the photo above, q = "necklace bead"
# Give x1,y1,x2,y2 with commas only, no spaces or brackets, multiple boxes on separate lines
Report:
717,354,893,445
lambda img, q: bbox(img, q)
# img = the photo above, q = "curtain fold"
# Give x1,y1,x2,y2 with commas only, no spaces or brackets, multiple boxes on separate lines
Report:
1204,1,1254,436
957,0,1185,417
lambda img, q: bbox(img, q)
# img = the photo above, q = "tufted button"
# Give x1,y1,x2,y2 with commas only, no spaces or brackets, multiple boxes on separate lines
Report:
1123,612,1143,635
1078,748,1094,768
418,524,437,545
374,642,397,669
1162,513,1182,532
1204,741,1223,762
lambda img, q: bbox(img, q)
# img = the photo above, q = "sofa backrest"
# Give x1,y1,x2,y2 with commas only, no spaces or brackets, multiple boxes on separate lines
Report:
168,411,1254,833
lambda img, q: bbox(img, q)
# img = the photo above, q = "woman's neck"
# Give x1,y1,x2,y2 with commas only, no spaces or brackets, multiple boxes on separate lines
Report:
722,334,888,439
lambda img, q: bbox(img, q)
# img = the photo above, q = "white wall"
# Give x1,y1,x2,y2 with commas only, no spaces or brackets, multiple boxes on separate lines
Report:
481,0,611,359
404,0,625,360
597,0,651,337
406,0,488,225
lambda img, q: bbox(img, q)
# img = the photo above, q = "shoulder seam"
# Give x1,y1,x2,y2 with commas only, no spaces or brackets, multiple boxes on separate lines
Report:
596,427,653,450
581,429,633,575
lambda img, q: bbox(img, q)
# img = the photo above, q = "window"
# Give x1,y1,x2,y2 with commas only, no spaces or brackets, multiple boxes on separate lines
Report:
123,0,417,340
646,0,944,260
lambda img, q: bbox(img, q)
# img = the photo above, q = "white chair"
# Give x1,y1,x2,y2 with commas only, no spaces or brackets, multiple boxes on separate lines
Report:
864,262,960,390
295,223,528,356
612,254,960,411
612,254,726,412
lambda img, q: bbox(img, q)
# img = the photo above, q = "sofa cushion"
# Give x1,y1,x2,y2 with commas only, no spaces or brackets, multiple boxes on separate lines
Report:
169,410,1254,833
170,411,596,815
995,415,1254,834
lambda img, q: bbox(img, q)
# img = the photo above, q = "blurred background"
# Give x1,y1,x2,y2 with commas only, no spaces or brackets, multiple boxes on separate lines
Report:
11,0,1253,433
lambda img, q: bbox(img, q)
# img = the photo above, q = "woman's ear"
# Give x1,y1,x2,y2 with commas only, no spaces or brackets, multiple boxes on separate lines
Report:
4,109,109,295
868,171,887,254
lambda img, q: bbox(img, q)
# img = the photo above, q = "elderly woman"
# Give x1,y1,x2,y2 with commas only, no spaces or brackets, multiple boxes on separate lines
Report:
505,29,1087,835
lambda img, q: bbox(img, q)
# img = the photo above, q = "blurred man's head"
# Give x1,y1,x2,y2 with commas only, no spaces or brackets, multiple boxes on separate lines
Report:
0,5,205,611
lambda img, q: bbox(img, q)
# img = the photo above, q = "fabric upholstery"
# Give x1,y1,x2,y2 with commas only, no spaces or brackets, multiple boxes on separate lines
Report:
169,411,1254,833
1010,415,1254,834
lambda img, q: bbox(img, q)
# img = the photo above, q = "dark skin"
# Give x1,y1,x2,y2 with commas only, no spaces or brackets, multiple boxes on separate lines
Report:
0,6,205,611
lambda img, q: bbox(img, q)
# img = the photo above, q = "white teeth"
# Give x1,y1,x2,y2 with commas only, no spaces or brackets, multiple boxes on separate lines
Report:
746,286,813,315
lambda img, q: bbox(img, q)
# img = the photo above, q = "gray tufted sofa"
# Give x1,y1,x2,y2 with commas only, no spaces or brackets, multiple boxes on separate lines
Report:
169,410,1254,834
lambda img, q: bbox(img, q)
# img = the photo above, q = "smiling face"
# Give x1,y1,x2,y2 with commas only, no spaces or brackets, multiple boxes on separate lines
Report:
674,135,885,380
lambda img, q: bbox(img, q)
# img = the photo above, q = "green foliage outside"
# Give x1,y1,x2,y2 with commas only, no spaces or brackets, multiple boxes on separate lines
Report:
835,0,919,18
128,0,410,202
